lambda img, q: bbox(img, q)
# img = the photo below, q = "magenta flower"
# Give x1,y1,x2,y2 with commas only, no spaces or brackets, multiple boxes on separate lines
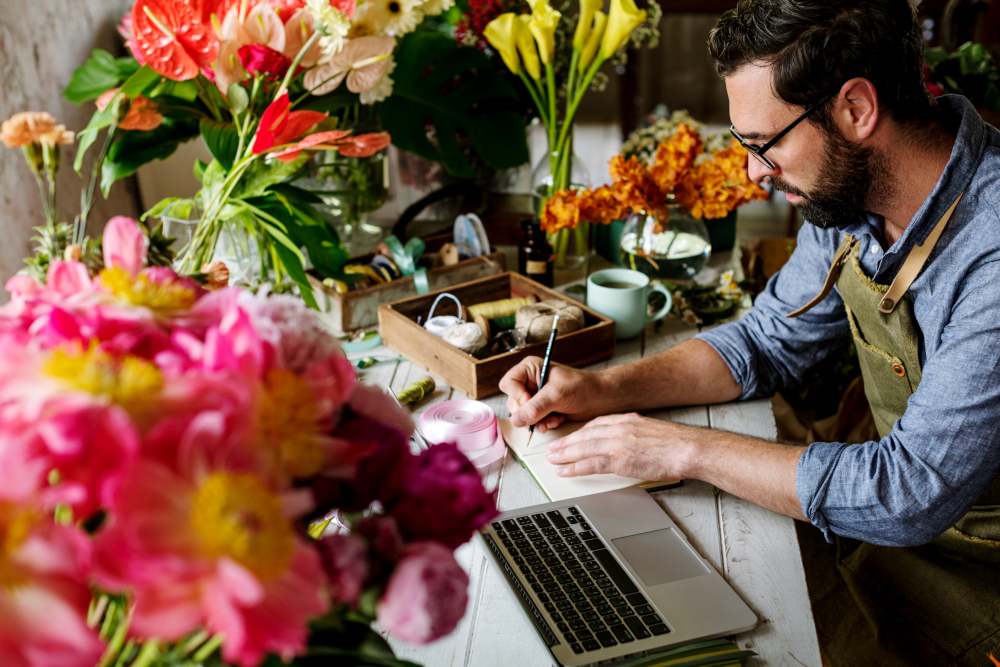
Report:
388,443,499,549
238,44,292,79
0,507,105,667
317,533,369,604
377,541,469,644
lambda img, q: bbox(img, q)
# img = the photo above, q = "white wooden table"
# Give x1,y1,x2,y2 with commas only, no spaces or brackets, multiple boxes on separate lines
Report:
353,264,821,667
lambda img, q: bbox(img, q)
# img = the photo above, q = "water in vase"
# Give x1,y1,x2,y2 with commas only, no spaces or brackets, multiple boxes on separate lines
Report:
619,230,711,280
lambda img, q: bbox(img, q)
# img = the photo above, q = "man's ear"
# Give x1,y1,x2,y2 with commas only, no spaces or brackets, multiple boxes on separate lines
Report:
833,78,879,141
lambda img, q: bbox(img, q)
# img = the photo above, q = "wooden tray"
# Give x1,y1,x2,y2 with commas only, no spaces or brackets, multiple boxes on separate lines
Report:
377,272,616,399
309,234,506,333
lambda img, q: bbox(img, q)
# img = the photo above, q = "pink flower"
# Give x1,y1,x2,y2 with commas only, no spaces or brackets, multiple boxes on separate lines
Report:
238,44,291,78
4,274,42,299
377,542,469,644
45,260,92,296
269,130,391,162
317,533,369,604
348,383,414,437
0,506,105,667
303,354,355,418
274,0,307,22
331,0,357,18
117,12,146,65
388,443,498,549
282,10,322,66
93,462,328,667
304,36,395,96
102,216,147,277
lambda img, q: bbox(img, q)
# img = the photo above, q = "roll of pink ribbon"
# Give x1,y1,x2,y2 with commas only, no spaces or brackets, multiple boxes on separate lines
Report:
419,400,506,468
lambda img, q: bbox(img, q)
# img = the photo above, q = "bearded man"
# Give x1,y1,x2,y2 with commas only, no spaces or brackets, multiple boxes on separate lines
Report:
498,0,1000,664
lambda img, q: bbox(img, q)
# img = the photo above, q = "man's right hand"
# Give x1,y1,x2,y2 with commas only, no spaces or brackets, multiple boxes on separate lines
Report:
499,357,610,434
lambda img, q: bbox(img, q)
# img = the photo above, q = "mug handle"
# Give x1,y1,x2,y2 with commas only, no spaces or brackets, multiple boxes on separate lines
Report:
646,283,673,323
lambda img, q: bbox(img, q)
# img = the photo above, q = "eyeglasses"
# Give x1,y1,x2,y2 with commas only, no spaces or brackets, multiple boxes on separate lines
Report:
729,92,836,170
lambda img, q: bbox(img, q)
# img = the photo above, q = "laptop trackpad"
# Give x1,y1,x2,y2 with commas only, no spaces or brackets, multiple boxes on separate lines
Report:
612,528,710,586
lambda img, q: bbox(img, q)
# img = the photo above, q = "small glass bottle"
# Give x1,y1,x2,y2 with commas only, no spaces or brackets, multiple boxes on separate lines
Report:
518,218,554,287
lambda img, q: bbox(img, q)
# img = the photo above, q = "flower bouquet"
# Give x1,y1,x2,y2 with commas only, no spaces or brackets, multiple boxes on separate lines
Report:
470,0,660,264
0,215,498,666
544,123,767,278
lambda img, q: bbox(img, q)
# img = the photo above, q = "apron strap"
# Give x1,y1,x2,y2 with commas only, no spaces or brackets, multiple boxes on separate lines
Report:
786,237,858,318
878,192,964,314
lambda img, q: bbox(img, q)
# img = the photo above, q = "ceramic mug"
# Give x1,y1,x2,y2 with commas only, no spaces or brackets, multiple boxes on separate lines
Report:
587,268,672,339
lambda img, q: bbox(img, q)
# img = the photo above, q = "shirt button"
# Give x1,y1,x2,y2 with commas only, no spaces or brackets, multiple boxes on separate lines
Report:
871,244,880,254
892,363,906,377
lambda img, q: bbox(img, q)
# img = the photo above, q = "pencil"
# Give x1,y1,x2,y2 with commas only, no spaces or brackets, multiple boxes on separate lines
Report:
527,314,559,447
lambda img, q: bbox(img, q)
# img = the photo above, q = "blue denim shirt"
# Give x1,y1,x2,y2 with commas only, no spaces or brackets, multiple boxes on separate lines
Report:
697,95,1000,547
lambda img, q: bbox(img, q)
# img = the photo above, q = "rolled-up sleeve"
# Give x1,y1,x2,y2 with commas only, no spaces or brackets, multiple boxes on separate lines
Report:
797,258,1000,546
696,223,852,399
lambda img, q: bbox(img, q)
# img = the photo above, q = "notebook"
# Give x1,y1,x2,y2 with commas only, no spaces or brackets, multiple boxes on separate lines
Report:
498,418,682,501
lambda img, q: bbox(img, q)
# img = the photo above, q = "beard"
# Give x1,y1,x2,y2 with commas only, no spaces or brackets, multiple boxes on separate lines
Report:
772,129,894,230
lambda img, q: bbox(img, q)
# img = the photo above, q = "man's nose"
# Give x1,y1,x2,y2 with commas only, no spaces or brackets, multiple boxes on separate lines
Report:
747,155,778,183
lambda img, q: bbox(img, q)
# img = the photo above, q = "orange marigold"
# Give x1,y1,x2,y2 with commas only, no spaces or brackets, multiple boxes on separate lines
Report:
541,191,581,233
649,124,703,193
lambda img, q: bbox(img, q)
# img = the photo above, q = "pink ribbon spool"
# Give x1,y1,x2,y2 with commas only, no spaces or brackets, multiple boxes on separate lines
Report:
419,400,506,468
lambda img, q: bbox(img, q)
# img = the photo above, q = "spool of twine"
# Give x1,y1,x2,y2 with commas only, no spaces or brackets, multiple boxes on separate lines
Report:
467,295,537,320
397,376,436,405
516,300,585,343
442,321,488,353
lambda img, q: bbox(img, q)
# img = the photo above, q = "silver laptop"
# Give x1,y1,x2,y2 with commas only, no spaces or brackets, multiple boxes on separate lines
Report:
478,486,757,666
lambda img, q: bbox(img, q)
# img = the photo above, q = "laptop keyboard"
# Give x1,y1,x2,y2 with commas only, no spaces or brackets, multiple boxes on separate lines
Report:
484,506,671,656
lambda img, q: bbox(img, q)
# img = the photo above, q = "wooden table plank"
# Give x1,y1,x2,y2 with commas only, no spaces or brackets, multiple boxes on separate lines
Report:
710,401,821,667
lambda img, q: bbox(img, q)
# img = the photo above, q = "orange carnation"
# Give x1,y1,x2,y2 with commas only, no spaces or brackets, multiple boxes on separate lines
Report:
541,191,581,233
649,124,702,193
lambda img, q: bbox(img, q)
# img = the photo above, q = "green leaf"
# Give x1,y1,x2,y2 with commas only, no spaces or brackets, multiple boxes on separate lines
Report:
73,65,162,173
64,50,140,104
248,188,349,278
227,83,250,114
200,119,241,170
101,117,200,196
234,154,310,199
142,197,195,221
299,91,360,115
148,79,200,102
380,32,529,178
270,237,319,309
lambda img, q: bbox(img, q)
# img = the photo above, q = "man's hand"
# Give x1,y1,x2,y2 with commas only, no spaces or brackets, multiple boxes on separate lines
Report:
545,413,694,480
499,357,609,434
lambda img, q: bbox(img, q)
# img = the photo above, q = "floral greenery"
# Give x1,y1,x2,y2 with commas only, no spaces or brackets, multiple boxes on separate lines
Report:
924,41,1000,112
654,269,752,327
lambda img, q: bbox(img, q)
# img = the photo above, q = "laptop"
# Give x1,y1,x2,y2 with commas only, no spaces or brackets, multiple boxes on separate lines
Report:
478,486,757,666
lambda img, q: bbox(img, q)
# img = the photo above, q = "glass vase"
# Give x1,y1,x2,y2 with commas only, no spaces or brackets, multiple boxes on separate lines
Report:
300,149,389,252
619,205,712,281
530,129,591,270
162,210,263,286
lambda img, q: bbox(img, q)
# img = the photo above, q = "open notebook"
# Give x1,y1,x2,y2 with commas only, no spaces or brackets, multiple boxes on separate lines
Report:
498,418,682,502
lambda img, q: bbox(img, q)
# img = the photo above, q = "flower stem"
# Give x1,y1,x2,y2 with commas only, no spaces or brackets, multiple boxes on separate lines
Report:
518,71,549,128
276,31,321,99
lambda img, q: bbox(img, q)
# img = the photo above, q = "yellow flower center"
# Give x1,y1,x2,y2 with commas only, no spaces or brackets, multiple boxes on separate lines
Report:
99,266,197,313
43,342,163,414
0,502,39,593
190,473,294,581
258,369,326,479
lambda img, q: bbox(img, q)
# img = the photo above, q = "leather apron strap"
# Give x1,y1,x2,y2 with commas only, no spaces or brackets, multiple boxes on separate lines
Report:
787,191,964,318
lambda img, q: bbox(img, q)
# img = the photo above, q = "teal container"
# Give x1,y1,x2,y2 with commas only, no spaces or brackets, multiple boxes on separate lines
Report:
593,219,626,266
705,211,738,252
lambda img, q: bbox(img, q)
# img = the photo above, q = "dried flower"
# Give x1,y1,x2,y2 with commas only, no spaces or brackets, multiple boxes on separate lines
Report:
200,260,230,290
64,245,83,263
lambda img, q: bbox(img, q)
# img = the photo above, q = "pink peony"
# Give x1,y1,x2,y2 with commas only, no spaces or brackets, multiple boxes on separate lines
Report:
348,383,414,437
0,507,105,667
102,216,147,277
5,274,42,299
92,462,328,667
303,354,355,419
388,443,498,549
317,533,369,604
238,44,291,78
377,542,469,644
45,260,92,296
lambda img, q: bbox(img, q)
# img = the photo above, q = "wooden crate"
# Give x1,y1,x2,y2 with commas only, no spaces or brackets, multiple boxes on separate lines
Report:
378,272,616,399
309,235,506,333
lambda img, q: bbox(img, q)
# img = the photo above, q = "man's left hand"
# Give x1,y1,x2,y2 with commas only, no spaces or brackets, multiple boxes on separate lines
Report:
545,413,694,481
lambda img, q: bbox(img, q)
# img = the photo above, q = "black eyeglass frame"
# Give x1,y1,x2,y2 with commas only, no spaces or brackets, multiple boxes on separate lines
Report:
729,92,836,170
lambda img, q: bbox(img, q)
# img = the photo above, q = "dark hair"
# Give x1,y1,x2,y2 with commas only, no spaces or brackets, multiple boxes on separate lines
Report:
708,0,937,129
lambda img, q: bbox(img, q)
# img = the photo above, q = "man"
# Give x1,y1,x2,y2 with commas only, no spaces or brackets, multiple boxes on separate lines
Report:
499,1,1000,664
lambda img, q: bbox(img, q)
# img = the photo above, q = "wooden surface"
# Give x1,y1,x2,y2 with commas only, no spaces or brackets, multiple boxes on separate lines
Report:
353,259,821,667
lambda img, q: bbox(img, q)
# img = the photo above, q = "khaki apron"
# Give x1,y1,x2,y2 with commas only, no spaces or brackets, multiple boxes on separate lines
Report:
789,194,1000,665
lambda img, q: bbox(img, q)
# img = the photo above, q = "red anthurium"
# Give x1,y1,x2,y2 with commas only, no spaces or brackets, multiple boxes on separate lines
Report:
252,92,328,155
131,0,220,81
270,130,391,162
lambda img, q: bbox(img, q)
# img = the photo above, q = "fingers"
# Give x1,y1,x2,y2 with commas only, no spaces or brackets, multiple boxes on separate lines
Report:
500,357,543,423
554,457,612,477
511,382,561,428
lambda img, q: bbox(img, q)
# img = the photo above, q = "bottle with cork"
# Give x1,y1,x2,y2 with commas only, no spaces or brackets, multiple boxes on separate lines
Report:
518,218,553,287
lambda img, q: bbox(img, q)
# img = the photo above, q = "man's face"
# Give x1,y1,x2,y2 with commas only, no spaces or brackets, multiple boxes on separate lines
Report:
726,65,882,229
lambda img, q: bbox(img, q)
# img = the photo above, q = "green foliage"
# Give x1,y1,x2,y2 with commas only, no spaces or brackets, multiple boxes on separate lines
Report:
23,222,103,283
380,32,529,178
102,116,201,196
200,119,241,171
925,41,1000,112
63,49,141,104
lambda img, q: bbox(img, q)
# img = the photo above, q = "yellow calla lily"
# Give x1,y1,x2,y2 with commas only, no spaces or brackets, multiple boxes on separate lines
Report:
526,0,550,10
484,13,522,76
573,0,603,50
598,0,646,61
528,3,561,64
515,14,542,79
579,11,607,72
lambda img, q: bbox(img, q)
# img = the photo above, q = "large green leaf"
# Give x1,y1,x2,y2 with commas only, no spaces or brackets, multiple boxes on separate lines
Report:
380,32,529,178
200,119,241,170
101,117,201,196
234,154,310,199
64,50,141,104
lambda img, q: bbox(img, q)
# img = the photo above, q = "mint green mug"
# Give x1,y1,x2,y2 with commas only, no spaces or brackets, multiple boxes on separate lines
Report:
587,268,672,339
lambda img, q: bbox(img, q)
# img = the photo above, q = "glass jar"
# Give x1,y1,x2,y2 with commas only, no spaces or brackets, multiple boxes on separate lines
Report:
518,218,554,287
619,206,712,281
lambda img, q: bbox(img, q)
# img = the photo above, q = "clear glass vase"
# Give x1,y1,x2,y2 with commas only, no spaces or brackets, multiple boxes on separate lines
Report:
619,205,712,281
299,149,389,251
161,211,262,286
531,129,592,270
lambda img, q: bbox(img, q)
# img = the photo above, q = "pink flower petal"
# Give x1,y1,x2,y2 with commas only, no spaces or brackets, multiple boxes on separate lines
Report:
102,216,148,276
